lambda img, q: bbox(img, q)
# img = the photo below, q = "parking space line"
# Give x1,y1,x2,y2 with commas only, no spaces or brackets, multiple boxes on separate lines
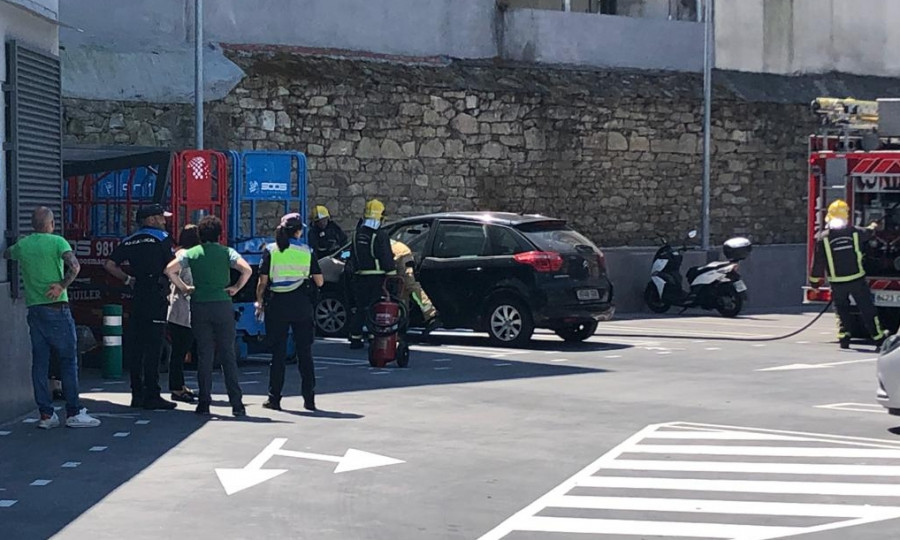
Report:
816,402,886,414
89,446,107,452
493,363,512,367
0,500,17,508
0,431,10,436
61,462,80,468
30,480,51,487
113,432,130,438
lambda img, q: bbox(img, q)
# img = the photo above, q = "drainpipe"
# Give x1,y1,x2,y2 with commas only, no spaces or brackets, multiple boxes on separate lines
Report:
701,0,714,252
194,0,204,149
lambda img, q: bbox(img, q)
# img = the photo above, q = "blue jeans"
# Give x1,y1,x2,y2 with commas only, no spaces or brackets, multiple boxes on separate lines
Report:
27,305,80,417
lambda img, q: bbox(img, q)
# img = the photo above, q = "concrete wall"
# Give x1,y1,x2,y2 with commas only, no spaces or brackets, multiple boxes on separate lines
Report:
605,244,807,314
0,0,61,421
503,9,703,71
717,0,900,77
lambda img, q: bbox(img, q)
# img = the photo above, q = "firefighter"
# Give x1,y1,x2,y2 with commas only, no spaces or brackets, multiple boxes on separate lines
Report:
309,205,349,259
104,204,177,410
347,199,396,349
391,239,441,335
810,199,888,349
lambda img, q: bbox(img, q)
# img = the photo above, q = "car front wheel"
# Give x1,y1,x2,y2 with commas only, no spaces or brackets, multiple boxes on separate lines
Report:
486,296,534,348
314,291,349,338
554,321,598,343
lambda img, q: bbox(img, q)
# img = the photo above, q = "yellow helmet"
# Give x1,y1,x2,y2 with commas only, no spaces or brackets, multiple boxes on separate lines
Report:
314,205,330,220
364,199,385,220
826,199,850,222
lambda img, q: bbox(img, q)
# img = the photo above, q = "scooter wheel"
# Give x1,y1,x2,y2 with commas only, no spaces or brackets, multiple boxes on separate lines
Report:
396,343,410,368
644,283,671,314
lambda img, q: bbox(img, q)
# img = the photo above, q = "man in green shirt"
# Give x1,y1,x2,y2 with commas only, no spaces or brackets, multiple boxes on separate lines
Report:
165,216,252,416
3,207,100,429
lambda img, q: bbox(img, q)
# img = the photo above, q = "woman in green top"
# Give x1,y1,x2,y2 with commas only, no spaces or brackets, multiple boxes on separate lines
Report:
165,216,252,417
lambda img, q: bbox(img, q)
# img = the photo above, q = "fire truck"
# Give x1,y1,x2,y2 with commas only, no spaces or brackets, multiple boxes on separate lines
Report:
63,146,307,365
804,97,900,335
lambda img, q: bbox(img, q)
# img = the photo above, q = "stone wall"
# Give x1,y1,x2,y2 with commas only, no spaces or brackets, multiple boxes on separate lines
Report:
63,49,818,247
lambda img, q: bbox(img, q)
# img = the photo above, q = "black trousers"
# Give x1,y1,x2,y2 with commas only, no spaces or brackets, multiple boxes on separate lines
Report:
266,317,315,402
126,314,165,400
833,278,885,340
191,301,243,408
168,323,194,392
349,275,385,340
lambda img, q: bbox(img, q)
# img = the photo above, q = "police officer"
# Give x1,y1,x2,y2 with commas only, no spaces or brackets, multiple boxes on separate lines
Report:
309,205,349,259
104,204,177,410
347,199,396,349
810,199,888,349
254,213,324,411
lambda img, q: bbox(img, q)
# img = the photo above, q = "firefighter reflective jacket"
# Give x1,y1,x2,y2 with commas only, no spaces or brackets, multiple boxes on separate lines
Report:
266,241,312,292
810,226,874,284
349,223,396,276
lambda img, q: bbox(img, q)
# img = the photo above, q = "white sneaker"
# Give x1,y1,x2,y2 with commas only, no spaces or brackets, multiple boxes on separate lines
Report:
37,412,60,430
66,408,101,428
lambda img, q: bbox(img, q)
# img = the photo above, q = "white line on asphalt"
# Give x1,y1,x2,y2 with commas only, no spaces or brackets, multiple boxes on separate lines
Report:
61,462,80,468
0,500,17,508
757,358,877,372
434,367,452,371
604,355,621,359
626,444,900,459
89,446,107,452
113,432,130,438
371,371,390,375
672,421,900,448
493,363,512,367
22,418,37,424
89,387,104,391
243,371,262,375
314,366,329,370
546,494,897,519
704,347,721,351
135,420,150,425
0,431,10,436
796,341,810,344
577,476,900,497
550,358,568,363
104,381,126,385
508,516,799,538
657,352,671,355
604,459,900,476
645,431,810,441
316,357,368,366
816,402,886,414
30,480,51,487
752,344,767,347
432,358,452,362
242,381,259,385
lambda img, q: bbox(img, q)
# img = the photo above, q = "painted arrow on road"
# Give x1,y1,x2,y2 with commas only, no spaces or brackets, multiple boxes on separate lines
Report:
215,438,404,495
756,358,876,372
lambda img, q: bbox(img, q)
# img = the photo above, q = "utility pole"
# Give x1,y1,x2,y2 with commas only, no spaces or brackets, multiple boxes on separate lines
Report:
194,0,204,149
700,0,713,251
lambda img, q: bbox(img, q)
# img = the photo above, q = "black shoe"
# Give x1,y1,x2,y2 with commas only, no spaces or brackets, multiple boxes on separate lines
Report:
195,403,210,415
262,400,282,411
303,396,317,412
423,317,442,336
170,391,197,404
130,395,144,408
143,396,177,410
349,339,364,350
840,337,851,350
232,406,247,417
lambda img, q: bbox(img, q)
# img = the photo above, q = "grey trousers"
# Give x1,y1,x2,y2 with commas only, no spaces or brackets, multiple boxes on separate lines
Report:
191,300,243,408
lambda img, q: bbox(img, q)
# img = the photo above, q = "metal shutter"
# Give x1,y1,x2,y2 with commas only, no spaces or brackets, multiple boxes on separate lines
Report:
5,41,62,298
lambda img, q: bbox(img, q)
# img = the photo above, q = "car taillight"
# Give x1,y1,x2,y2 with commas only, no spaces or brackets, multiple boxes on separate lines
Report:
514,251,563,273
596,251,607,272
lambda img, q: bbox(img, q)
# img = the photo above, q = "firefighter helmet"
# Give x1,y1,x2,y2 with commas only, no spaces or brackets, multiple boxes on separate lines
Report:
314,205,330,220
827,199,850,222
364,199,385,220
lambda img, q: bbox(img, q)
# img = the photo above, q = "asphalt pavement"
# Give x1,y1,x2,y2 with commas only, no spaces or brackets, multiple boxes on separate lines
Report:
3,312,900,540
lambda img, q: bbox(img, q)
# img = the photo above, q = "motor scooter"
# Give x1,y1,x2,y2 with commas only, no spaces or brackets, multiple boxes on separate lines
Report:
643,230,751,317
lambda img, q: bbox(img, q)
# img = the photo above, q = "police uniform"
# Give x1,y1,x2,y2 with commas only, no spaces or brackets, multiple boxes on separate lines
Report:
347,200,396,348
108,220,174,407
810,222,887,348
259,239,321,408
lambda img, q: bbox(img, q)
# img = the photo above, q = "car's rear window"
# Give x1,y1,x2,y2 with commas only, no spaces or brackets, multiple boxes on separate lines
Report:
516,222,599,253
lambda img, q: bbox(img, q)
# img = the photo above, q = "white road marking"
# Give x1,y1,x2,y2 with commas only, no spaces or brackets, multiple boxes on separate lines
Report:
314,366,329,371
604,355,621,359
89,446,107,452
0,431,10,436
61,462,80,468
89,387,104,392
493,363,512,367
432,358,452,362
371,371,390,375
242,381,259,385
0,500,17,508
549,358,568,363
757,357,877,372
796,341,810,344
434,367,452,371
316,357,367,366
113,432,130,438
477,421,900,540
30,480,52,486
816,402,886,414
705,347,722,351
104,381,126,385
22,418,37,424
243,371,262,375
135,420,151,425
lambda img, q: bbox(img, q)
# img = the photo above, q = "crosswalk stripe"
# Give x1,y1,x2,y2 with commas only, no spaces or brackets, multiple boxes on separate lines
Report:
511,516,800,538
645,431,813,441
628,444,900,458
606,459,900,476
578,476,900,496
545,495,900,519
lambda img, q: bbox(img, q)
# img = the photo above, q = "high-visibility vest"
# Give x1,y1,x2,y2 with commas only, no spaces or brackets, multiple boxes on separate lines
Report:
267,242,312,293
822,231,866,283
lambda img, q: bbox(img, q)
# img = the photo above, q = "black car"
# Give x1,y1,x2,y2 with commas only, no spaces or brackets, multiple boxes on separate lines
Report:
313,212,615,346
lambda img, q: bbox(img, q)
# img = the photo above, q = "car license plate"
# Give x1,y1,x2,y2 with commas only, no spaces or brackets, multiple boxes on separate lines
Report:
577,289,600,301
874,290,900,307
734,280,747,293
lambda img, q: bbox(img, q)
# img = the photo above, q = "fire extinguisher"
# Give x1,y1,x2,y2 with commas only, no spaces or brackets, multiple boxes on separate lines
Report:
365,277,409,368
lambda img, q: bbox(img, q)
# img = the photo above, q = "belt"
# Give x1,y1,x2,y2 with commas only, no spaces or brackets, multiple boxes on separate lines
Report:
37,302,68,310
